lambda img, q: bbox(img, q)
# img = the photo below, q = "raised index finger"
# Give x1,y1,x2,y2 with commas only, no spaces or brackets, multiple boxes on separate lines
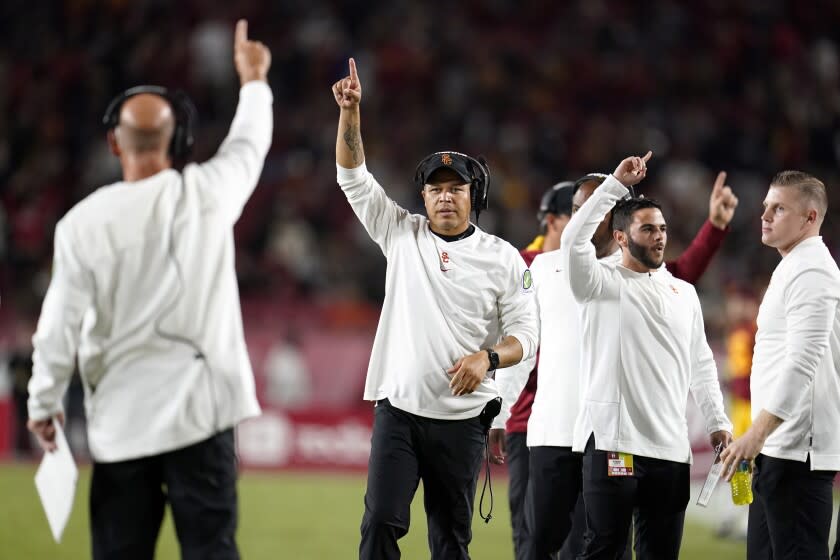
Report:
641,150,653,163
235,19,248,47
712,171,727,194
349,58,359,85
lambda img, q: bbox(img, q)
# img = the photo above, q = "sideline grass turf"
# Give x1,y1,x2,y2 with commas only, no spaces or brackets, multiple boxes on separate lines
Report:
0,463,746,559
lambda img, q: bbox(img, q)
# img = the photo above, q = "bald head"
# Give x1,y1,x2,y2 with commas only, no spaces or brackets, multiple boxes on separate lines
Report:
115,94,175,155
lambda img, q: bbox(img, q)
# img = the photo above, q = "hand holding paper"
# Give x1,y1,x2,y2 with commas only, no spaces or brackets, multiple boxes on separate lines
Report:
34,420,78,543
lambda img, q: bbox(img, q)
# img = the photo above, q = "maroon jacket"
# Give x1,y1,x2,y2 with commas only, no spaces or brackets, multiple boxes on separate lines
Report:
506,220,728,433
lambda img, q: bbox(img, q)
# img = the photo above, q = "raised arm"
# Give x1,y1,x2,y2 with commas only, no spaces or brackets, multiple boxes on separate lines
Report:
333,58,409,253
334,58,365,169
668,171,738,283
561,152,651,302
193,19,273,223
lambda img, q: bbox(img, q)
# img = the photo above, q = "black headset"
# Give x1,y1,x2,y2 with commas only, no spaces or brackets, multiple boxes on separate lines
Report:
413,151,492,221
102,85,197,159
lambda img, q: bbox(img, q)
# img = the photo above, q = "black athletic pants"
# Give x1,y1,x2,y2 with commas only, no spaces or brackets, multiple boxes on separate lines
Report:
525,446,583,559
359,399,489,560
577,436,689,560
90,429,239,560
525,445,631,560
747,454,836,560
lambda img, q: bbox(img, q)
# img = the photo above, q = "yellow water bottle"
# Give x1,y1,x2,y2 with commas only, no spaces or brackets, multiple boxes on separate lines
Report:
730,460,753,505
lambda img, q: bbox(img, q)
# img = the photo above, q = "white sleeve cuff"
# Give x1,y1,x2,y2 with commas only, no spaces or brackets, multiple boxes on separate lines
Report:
239,80,274,103
336,161,368,183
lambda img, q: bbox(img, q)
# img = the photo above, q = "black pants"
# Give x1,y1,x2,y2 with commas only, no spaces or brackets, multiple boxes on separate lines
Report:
578,436,689,560
507,432,530,560
89,429,239,560
525,446,631,560
747,454,836,560
525,446,583,559
359,399,488,560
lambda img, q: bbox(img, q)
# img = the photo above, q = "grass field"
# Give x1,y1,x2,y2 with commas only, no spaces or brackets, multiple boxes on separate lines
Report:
0,462,747,559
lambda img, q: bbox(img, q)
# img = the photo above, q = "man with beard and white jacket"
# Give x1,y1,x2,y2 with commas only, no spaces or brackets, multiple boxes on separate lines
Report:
561,152,732,560
720,170,840,560
524,171,736,560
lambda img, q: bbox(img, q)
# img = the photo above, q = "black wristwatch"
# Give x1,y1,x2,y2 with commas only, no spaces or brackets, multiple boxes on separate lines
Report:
485,348,500,371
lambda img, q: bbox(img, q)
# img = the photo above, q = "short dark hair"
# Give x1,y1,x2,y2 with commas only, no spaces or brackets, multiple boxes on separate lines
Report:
611,197,663,232
770,170,827,219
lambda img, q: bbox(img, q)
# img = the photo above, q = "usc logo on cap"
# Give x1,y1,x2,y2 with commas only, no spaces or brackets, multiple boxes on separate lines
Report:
441,153,453,166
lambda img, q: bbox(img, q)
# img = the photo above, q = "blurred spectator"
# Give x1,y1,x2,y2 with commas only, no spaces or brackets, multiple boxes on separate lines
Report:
263,331,312,409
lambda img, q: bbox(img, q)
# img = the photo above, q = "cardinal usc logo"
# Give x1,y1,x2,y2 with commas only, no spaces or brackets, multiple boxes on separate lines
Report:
441,252,450,263
441,153,453,166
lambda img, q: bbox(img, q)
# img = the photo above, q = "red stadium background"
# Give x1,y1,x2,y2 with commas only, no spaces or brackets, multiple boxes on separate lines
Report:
0,295,720,475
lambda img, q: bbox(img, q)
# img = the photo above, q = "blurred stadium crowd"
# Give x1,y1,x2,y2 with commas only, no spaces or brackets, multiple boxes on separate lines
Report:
1,0,840,442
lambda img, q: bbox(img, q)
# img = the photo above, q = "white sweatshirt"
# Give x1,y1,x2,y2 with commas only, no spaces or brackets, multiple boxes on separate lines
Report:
526,247,621,447
751,236,840,470
561,175,732,463
28,82,273,462
337,163,538,420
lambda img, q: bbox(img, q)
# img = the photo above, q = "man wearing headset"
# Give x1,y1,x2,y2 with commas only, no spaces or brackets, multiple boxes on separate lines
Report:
332,58,538,560
27,20,271,559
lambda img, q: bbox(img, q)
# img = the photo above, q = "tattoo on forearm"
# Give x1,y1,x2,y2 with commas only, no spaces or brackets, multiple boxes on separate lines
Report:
343,122,363,165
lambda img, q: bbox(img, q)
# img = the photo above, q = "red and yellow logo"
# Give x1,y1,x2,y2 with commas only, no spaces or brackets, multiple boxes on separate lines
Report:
441,153,453,166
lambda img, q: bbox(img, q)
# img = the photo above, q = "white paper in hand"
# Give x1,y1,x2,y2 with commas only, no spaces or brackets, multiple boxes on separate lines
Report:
34,422,78,542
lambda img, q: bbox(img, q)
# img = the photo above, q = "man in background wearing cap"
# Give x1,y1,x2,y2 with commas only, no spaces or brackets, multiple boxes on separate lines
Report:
506,169,738,560
487,180,574,560
332,59,538,560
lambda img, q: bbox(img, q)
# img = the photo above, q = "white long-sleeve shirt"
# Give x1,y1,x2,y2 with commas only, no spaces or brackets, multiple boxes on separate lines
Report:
561,175,731,463
526,247,621,447
28,81,273,462
337,162,538,420
751,236,840,470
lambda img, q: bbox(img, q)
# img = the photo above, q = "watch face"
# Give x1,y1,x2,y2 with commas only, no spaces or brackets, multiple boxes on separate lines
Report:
487,349,499,370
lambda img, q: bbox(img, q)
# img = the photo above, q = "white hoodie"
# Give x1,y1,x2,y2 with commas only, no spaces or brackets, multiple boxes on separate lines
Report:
29,82,272,462
751,236,840,470
337,162,538,420
560,175,731,463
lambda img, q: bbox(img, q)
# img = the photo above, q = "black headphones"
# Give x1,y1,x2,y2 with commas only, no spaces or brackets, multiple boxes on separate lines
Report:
413,151,492,220
102,85,197,159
